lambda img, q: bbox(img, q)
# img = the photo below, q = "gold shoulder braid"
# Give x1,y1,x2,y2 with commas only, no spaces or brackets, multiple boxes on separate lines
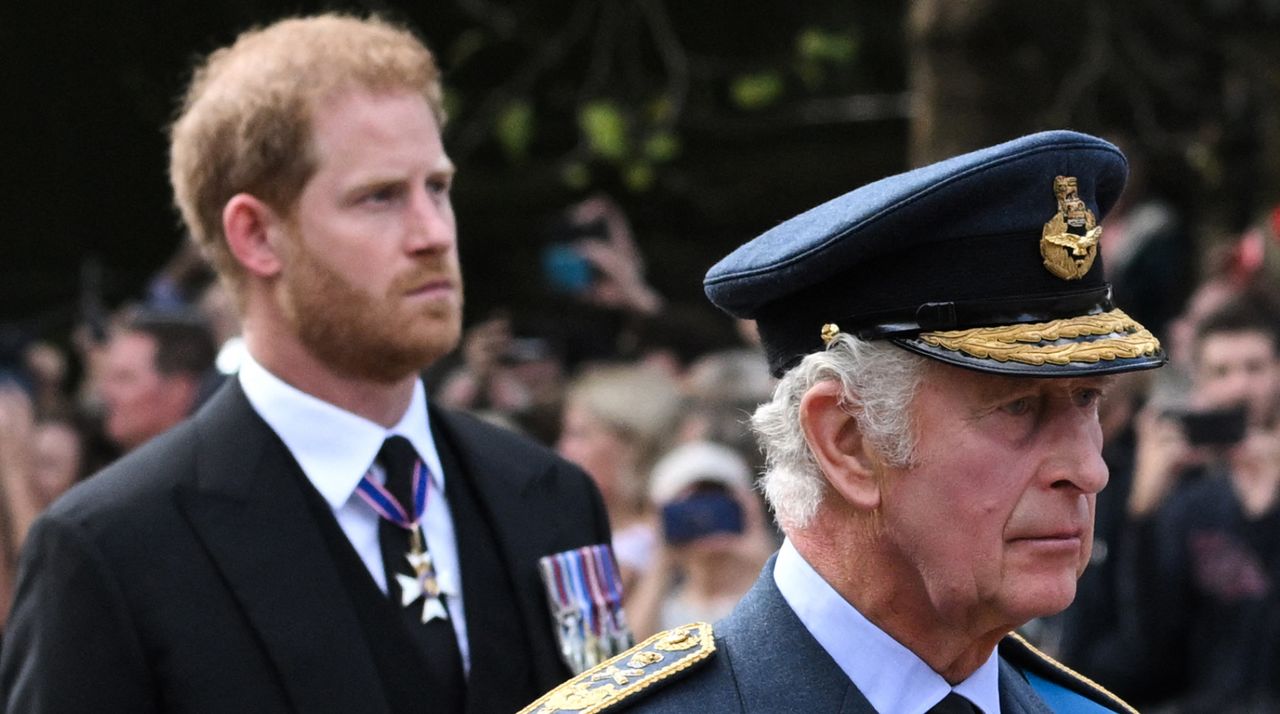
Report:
519,622,715,714
1008,632,1139,714
918,309,1161,367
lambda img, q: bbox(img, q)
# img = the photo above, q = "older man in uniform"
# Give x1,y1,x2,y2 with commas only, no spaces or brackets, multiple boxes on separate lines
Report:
522,131,1162,713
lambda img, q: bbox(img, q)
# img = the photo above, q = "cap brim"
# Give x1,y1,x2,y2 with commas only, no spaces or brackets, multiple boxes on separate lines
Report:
891,308,1165,377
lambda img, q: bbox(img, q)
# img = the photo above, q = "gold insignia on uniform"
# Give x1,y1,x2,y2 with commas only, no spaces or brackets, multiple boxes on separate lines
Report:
820,323,841,346
918,309,1161,366
626,651,663,668
592,665,645,686
518,622,716,714
1040,176,1101,280
654,629,699,652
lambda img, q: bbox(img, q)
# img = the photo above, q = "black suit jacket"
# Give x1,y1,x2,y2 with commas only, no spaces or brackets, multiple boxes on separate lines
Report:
0,380,610,713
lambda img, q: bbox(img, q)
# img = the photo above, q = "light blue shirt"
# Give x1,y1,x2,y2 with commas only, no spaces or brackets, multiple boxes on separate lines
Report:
774,539,1000,714
238,354,469,671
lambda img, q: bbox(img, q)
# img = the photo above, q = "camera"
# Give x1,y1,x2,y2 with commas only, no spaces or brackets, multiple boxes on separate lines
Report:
660,486,744,545
1170,405,1248,446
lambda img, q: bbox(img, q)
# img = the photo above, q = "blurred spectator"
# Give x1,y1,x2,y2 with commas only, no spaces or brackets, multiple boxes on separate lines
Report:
678,347,776,473
436,314,568,445
96,309,219,452
1100,138,1192,343
0,386,41,629
557,364,684,597
526,195,669,369
28,417,85,510
198,281,247,377
625,441,773,639
558,195,663,318
627,305,738,381
22,342,72,420
143,241,216,311
1115,292,1280,710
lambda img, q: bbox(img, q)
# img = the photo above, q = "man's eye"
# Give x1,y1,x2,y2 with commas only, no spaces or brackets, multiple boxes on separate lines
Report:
1002,398,1032,416
364,186,400,203
427,177,452,195
1074,389,1102,408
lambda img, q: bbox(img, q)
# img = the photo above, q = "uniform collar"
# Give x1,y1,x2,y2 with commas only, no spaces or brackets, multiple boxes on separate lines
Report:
774,539,1001,714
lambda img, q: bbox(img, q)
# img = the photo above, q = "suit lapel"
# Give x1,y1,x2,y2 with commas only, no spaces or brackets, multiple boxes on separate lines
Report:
428,407,575,690
432,416,538,712
176,382,389,714
998,657,1054,714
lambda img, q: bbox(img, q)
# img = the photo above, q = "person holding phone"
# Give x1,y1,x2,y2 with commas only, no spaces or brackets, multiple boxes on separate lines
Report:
1115,291,1280,711
624,441,773,639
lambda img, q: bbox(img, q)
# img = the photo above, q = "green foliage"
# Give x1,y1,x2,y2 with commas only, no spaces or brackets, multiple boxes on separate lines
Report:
642,132,680,163
495,100,534,161
796,27,859,90
730,71,785,110
439,4,886,194
448,29,487,68
579,100,630,162
442,90,464,124
797,27,857,65
646,95,675,124
561,161,592,191
624,161,655,192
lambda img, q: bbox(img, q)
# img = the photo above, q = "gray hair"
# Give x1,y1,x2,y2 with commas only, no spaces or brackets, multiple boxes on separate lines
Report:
750,335,928,530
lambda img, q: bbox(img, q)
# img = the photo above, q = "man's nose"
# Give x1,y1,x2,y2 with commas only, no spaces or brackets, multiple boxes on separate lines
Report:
1042,412,1109,495
404,187,455,253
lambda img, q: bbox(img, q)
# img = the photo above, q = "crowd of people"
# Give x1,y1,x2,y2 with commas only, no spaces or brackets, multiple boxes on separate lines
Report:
1,11,1280,714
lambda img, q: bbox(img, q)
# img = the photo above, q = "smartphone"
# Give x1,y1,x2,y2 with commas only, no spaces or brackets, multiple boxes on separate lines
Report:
540,214,607,295
1175,406,1248,446
661,490,744,545
541,244,596,295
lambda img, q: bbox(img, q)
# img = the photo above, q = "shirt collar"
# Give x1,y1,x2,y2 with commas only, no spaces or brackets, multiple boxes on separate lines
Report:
774,539,1001,714
238,352,445,509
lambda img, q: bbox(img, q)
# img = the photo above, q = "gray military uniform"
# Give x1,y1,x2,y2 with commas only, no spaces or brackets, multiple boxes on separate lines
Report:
523,557,1133,713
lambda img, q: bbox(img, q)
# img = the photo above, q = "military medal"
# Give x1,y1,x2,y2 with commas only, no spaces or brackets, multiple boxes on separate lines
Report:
538,544,633,674
396,525,449,623
356,458,450,624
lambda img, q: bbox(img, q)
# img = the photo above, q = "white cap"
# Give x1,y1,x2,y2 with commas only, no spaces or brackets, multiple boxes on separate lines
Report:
648,441,753,506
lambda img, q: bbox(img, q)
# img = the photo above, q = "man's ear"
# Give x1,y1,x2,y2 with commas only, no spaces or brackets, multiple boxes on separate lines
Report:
223,193,286,279
799,380,882,511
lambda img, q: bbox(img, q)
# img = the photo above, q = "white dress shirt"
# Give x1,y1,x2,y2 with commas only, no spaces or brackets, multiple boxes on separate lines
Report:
238,354,470,671
774,539,1000,714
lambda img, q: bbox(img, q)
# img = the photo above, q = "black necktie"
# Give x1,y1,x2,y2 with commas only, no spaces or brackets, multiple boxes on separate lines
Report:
927,692,979,714
377,436,467,711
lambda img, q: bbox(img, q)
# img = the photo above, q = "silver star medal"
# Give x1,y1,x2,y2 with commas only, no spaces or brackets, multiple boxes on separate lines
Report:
397,527,448,623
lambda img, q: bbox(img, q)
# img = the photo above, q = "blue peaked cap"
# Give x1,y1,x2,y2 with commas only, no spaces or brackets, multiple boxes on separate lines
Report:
704,130,1165,377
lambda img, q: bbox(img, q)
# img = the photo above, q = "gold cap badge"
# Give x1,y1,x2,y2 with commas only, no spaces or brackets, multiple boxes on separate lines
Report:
1040,176,1101,280
820,323,841,346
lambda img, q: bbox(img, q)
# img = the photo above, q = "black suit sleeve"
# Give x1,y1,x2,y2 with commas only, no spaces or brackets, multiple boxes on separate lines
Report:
1,514,159,714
